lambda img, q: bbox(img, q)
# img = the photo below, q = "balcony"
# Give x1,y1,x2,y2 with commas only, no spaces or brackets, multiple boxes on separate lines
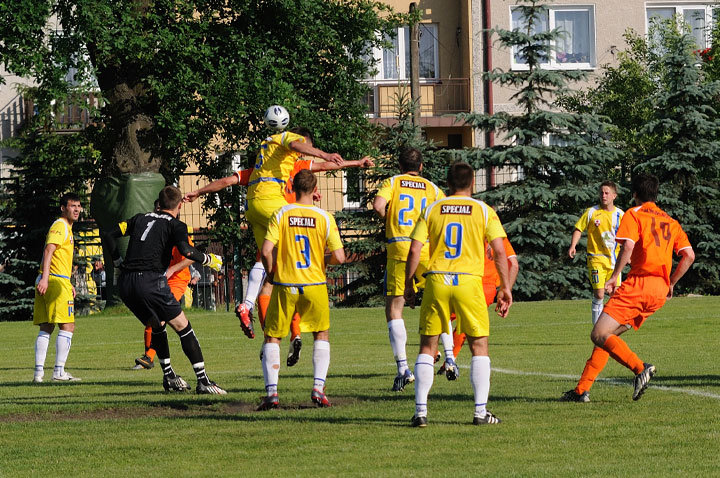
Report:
364,78,470,127
23,93,103,133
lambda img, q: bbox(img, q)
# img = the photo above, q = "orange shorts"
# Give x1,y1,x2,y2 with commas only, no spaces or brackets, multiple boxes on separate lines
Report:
483,282,497,307
602,275,669,330
168,279,189,302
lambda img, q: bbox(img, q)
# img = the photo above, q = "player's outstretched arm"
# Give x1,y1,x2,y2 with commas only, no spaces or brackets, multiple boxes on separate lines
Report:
311,156,375,173
668,247,695,298
290,140,343,165
568,229,582,258
183,174,240,203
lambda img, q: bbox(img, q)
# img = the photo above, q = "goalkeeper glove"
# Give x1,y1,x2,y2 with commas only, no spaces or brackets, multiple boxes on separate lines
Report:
203,253,223,271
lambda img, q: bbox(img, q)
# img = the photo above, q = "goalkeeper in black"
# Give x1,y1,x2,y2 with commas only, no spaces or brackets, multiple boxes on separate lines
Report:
105,186,226,394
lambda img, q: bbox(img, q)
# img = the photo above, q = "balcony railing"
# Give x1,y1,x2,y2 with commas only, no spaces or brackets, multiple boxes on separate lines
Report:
23,93,103,132
364,78,470,118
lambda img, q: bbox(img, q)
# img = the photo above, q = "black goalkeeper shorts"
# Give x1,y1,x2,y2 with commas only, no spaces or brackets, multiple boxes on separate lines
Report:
119,271,183,327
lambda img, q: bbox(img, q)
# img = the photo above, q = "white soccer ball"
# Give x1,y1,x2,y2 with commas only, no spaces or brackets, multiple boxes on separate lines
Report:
263,105,290,130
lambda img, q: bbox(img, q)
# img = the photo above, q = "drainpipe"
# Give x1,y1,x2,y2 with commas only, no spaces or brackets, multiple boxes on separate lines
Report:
482,0,496,187
409,2,421,132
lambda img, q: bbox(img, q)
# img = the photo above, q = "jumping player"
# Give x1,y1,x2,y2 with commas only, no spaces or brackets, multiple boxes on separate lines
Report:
568,181,624,324
405,162,512,427
105,186,226,394
372,147,444,392
561,173,694,402
33,193,83,383
257,170,345,410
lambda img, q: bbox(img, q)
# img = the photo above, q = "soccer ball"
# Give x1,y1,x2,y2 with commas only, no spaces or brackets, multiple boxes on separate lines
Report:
263,105,290,130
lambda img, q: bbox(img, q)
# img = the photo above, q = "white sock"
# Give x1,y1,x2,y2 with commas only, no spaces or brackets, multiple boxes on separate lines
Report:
53,330,73,376
591,298,604,325
34,331,51,377
312,340,330,391
388,319,408,374
243,262,266,310
471,355,491,418
261,342,281,396
414,353,435,417
440,331,455,361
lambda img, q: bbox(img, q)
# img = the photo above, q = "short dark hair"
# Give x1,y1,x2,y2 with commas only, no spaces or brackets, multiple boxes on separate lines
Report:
632,173,659,203
447,162,474,193
292,169,317,195
600,180,617,193
399,148,422,173
289,126,314,145
158,186,183,210
60,192,81,208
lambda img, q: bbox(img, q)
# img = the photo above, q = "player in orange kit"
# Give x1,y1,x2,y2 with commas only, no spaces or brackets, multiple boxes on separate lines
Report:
561,173,695,402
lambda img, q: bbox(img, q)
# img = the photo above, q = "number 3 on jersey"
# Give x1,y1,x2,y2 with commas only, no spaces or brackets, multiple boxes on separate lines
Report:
398,194,427,226
444,223,463,259
295,234,311,269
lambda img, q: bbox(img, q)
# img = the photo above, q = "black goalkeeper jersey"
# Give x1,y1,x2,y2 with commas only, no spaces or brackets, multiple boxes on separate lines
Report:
119,212,200,273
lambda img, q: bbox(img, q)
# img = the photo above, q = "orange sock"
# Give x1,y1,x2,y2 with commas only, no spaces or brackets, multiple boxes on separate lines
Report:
146,347,157,362
575,346,609,394
452,330,465,358
602,335,644,374
290,312,301,341
258,294,271,329
144,326,152,352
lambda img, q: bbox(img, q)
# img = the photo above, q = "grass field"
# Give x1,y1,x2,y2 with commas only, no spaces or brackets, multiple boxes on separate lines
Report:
1,297,719,476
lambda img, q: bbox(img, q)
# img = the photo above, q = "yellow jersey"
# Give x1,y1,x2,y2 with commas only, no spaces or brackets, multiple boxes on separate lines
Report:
265,203,343,286
410,196,506,276
41,218,74,279
574,206,624,267
247,132,307,200
376,174,444,261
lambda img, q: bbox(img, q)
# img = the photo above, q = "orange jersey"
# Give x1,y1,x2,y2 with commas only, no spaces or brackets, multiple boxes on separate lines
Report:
168,226,194,284
482,237,516,287
615,202,691,283
235,159,313,203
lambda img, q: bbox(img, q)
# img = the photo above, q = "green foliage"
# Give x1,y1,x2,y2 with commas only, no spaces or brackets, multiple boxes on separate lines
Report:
457,0,619,300
334,93,451,306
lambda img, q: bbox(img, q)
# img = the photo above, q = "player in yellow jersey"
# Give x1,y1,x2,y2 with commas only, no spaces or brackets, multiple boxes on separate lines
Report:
257,170,346,410
185,126,343,339
568,181,624,324
33,193,83,383
372,148,444,392
404,162,512,427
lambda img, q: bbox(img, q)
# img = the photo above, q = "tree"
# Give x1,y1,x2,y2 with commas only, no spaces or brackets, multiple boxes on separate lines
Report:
457,0,620,300
1,0,403,308
634,23,720,294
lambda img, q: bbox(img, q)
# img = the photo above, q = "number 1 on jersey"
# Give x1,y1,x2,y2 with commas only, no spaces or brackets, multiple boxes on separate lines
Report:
295,234,311,269
140,220,156,242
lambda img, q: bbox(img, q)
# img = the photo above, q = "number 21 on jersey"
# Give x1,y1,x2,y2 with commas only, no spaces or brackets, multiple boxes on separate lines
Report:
398,194,427,226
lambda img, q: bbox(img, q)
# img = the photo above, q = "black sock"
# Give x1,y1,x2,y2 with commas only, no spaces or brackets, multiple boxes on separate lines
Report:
152,326,175,379
177,322,209,385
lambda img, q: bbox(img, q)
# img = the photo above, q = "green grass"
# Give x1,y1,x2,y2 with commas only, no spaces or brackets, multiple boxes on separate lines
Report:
1,297,719,476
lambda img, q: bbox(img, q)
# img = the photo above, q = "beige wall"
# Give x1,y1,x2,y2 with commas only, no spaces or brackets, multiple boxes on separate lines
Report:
489,1,645,114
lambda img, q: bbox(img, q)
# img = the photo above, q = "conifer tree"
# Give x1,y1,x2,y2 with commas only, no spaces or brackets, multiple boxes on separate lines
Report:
635,25,720,294
458,0,620,300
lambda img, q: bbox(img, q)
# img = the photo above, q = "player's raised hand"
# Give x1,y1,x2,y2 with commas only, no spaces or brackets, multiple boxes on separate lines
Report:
183,191,200,203
359,156,375,168
312,191,323,202
324,152,344,165
495,287,512,318
204,253,223,271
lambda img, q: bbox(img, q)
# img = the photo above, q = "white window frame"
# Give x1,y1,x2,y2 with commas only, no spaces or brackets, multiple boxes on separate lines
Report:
365,24,440,83
645,3,719,48
510,5,596,71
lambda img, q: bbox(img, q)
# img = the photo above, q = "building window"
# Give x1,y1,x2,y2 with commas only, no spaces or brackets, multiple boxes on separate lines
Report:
511,5,596,70
646,4,719,48
367,24,439,81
